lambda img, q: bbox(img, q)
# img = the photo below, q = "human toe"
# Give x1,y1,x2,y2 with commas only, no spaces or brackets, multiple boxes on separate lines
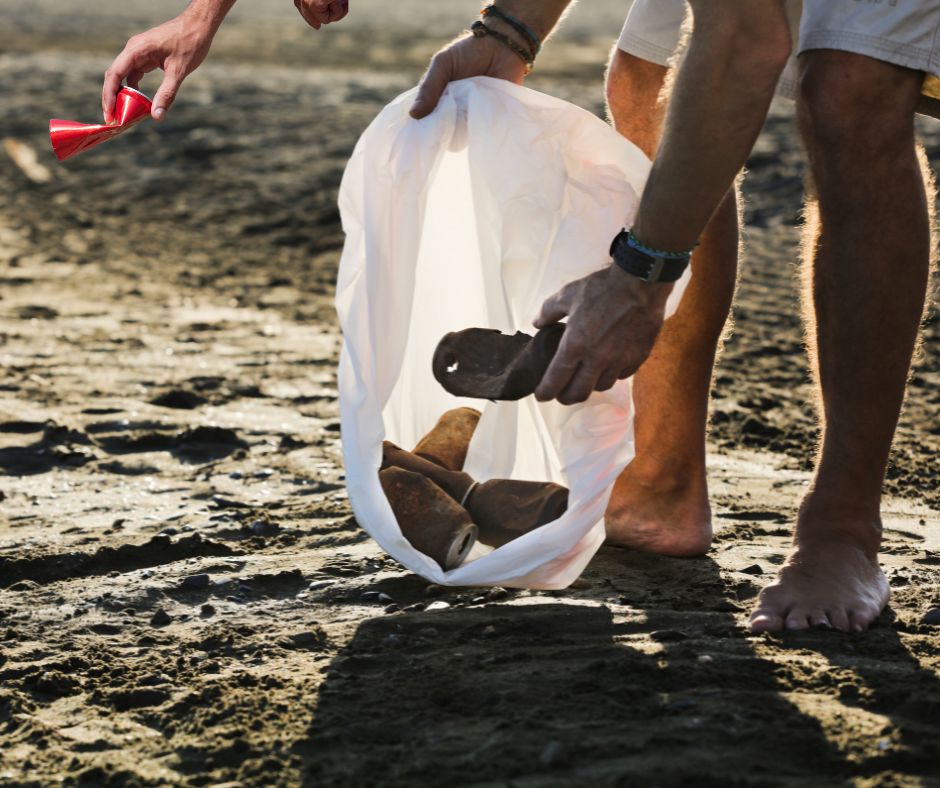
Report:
749,609,785,633
808,609,832,629
826,608,850,632
784,610,812,631
847,608,877,633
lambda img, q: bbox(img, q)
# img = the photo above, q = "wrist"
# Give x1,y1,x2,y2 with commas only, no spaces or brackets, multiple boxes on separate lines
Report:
608,264,673,309
182,0,235,31
493,0,566,41
609,229,691,284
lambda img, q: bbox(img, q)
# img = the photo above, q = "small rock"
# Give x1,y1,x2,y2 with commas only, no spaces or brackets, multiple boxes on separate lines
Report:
180,573,211,590
481,625,497,638
150,608,172,627
200,604,216,617
539,741,564,768
383,634,402,648
486,587,509,601
361,591,380,602
309,580,338,591
740,564,764,576
229,471,244,480
383,604,400,614
470,596,487,605
151,389,207,410
403,603,426,613
697,654,713,663
424,584,444,597
250,520,279,536
651,629,688,642
254,469,274,479
920,607,940,626
664,698,697,714
426,601,451,612
377,593,394,604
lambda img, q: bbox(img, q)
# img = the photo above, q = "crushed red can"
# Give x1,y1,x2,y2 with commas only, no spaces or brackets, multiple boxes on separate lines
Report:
49,86,152,162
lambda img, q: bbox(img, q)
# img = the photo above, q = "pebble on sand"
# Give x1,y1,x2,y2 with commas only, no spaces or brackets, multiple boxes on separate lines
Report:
150,608,172,627
921,608,940,626
181,573,212,590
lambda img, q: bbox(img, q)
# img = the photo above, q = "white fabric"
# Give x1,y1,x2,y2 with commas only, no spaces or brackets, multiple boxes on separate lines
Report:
617,0,803,98
336,77,690,590
618,0,940,88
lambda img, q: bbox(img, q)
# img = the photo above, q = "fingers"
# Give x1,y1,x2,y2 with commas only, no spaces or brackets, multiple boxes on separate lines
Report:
410,51,454,119
533,286,573,330
557,364,604,406
595,370,619,392
294,0,321,29
102,50,134,123
295,0,348,28
328,0,349,22
152,68,183,120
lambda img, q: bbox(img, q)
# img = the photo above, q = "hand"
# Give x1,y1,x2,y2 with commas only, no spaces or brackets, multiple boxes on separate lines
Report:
293,0,349,30
533,266,673,405
102,11,217,123
410,32,528,119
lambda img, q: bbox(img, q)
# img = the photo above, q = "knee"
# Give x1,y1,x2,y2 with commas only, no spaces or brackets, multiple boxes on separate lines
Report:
799,51,919,157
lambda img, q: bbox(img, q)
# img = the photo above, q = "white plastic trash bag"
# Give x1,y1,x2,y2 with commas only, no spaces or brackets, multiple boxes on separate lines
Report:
336,77,689,589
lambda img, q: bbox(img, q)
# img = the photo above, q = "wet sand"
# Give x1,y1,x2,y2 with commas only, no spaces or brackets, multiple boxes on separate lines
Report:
2,3,940,786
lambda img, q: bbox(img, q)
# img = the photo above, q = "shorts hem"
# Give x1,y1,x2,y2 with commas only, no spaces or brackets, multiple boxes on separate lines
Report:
799,30,940,79
616,32,674,67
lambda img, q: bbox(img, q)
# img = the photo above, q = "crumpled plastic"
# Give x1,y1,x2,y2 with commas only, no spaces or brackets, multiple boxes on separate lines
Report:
337,77,690,589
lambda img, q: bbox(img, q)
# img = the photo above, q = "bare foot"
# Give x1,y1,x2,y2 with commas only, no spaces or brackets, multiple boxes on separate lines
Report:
750,509,889,633
604,459,712,557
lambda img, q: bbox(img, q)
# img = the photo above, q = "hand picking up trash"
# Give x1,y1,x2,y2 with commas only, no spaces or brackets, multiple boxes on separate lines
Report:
336,74,689,590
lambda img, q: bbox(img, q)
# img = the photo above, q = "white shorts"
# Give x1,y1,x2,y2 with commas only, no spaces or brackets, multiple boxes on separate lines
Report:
617,0,940,98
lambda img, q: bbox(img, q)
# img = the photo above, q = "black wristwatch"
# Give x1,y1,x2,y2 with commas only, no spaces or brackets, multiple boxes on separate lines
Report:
609,229,691,284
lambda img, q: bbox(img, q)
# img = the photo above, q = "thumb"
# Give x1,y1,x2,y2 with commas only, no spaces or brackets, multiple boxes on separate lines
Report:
533,288,572,329
410,52,453,119
151,69,183,120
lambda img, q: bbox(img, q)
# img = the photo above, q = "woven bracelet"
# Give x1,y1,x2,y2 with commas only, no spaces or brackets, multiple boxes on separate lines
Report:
626,229,697,259
481,4,542,56
470,20,535,72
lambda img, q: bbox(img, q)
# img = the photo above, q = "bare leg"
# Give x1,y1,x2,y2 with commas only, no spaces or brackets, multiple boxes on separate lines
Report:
751,52,931,633
604,49,739,557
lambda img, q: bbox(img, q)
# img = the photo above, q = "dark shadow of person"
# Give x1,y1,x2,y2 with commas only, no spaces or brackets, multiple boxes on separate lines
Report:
776,604,940,779
292,547,853,786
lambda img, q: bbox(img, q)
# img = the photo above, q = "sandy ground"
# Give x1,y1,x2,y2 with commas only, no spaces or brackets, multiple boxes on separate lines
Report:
2,3,940,786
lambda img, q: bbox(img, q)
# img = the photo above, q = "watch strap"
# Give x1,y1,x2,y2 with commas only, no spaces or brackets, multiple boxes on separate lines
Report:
609,229,690,284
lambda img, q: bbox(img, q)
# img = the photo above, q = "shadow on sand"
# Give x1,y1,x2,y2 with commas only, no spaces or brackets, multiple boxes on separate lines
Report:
292,548,856,786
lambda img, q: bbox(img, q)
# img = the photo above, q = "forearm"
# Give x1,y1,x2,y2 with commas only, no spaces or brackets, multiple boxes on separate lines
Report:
183,0,238,31
631,1,790,251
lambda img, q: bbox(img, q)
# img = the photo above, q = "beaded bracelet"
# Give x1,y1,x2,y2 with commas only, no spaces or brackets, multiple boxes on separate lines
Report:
481,4,542,56
470,20,535,73
626,229,697,259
